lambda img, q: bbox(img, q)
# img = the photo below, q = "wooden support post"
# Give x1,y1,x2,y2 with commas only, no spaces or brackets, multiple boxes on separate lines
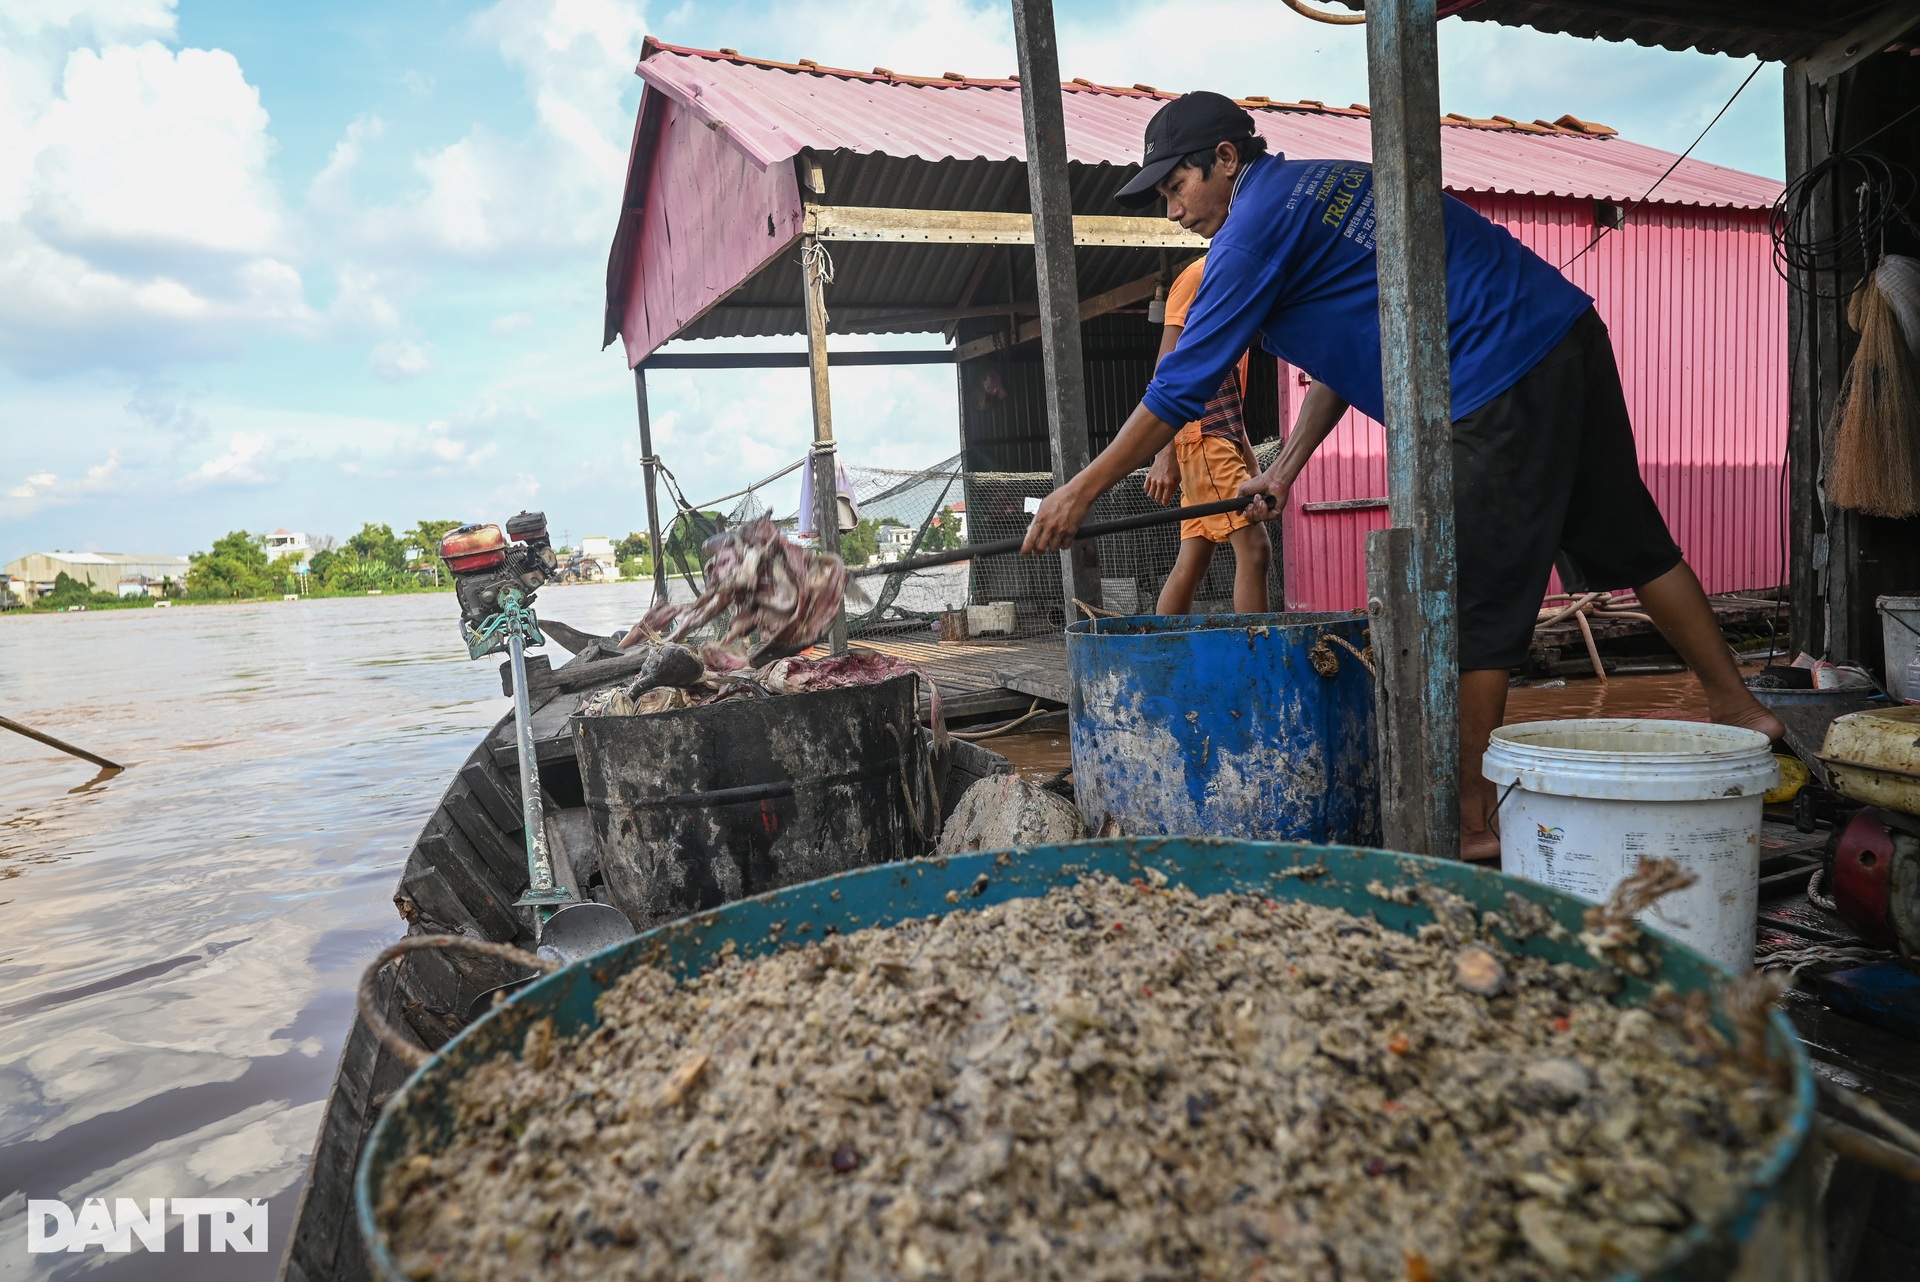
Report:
632,367,669,608
1011,0,1102,618
1783,65,1822,660
1365,0,1459,858
1366,528,1419,839
799,153,849,655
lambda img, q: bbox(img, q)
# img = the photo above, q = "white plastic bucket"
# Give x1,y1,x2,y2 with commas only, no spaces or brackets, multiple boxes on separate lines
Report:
1482,719,1778,973
1878,595,1920,702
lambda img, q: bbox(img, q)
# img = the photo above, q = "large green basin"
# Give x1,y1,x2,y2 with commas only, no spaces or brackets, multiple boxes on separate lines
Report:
356,839,1817,1281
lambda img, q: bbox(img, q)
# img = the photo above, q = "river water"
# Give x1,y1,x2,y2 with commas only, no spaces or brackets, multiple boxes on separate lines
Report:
0,584,655,1280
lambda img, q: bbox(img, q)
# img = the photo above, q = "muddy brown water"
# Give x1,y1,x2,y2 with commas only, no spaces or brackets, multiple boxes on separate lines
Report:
0,585,655,1280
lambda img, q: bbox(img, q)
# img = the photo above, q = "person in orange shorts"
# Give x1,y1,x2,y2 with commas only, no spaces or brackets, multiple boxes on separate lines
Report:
1144,254,1272,614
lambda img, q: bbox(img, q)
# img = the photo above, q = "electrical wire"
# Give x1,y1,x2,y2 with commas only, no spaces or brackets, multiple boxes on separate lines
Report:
1558,61,1763,272
1771,149,1919,299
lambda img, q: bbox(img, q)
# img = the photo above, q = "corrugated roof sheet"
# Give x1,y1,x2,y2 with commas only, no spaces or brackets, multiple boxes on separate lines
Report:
1437,1,1888,64
636,39,1783,210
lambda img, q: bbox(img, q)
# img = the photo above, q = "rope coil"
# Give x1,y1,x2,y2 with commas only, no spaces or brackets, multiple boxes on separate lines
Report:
357,935,558,1069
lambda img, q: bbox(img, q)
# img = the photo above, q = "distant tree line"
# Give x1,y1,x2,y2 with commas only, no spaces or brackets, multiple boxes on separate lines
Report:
183,520,464,599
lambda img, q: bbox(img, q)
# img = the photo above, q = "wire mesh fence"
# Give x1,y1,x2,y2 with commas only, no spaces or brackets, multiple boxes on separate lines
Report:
648,443,1287,641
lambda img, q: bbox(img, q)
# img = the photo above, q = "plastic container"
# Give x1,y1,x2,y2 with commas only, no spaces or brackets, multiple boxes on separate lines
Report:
1821,705,1920,813
356,838,1818,1282
1880,594,1920,703
1066,612,1377,844
1482,719,1777,973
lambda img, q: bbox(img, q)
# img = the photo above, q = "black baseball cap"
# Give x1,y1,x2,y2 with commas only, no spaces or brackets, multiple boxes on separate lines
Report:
1114,91,1258,207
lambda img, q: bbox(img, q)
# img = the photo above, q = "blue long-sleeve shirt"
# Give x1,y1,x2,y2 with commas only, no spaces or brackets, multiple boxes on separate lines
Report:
1142,154,1593,427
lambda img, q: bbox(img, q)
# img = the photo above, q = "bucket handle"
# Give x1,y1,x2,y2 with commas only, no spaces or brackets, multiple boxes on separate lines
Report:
357,935,559,1069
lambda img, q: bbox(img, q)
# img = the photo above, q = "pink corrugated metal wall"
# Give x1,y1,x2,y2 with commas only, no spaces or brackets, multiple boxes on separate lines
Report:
618,95,806,367
1281,193,1786,612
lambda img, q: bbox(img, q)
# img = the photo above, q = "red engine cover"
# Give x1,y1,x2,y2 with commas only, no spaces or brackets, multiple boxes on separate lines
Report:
1833,809,1898,949
441,523,507,573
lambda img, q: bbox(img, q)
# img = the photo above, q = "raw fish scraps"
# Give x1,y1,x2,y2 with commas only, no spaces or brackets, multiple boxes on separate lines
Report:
618,516,861,659
378,873,1793,1282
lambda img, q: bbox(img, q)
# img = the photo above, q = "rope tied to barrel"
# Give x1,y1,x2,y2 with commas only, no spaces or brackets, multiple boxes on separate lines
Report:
1309,629,1375,678
357,934,559,1069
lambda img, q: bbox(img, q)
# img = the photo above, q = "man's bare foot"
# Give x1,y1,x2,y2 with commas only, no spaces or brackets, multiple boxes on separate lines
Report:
1711,696,1785,744
1459,826,1502,865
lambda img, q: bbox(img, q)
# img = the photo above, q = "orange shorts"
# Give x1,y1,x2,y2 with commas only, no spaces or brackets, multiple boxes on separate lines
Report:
1173,424,1255,542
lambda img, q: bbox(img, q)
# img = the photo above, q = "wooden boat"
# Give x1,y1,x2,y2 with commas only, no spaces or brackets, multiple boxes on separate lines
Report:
277,641,1013,1282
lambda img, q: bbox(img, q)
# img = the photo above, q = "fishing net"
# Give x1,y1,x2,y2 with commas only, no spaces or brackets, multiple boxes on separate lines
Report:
650,444,1287,641
1827,264,1920,519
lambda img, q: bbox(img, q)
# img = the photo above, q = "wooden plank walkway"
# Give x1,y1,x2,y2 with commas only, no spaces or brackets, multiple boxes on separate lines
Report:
853,633,1070,709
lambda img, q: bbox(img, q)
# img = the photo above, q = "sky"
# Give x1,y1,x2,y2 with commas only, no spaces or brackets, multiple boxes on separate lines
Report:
0,0,1787,562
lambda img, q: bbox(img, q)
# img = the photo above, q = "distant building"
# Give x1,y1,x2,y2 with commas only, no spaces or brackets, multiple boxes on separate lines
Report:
265,529,311,561
118,575,156,598
572,536,619,583
874,524,918,563
3,552,190,601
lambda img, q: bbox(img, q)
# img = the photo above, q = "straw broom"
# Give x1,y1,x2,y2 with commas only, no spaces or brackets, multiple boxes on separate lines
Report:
1827,258,1920,519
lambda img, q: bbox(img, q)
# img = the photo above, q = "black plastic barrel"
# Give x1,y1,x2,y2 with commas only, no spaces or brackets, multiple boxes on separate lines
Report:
571,674,933,928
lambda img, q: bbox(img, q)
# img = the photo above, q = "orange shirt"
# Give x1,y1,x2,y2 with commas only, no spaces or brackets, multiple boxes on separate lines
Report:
1165,256,1249,438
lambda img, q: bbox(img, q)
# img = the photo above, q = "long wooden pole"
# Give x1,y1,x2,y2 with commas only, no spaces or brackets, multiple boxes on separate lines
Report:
632,367,669,607
1365,0,1459,858
0,715,122,771
1011,0,1103,620
799,151,849,656
850,494,1254,579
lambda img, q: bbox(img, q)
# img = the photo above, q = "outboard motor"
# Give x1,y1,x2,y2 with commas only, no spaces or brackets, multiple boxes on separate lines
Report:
437,512,634,968
441,511,557,658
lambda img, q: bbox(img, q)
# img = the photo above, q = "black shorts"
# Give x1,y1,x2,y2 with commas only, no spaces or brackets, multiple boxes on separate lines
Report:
1454,307,1682,669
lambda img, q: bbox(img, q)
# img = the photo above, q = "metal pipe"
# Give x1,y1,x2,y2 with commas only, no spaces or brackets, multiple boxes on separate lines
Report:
633,367,669,608
507,632,567,912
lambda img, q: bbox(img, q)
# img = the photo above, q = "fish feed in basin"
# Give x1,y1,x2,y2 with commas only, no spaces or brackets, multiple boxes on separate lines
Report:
1066,612,1379,843
357,839,1817,1282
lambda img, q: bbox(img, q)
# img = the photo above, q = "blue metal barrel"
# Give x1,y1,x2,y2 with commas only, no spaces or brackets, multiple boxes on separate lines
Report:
1067,612,1379,843
356,839,1817,1282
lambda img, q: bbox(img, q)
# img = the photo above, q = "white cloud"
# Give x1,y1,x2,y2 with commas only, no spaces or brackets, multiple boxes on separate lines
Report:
490,310,534,336
183,431,272,488
333,0,648,261
0,7,314,373
7,470,58,500
369,338,434,380
1,451,122,518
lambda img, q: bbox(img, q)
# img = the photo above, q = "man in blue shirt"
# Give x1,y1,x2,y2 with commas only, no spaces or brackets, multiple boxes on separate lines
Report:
1022,92,1783,860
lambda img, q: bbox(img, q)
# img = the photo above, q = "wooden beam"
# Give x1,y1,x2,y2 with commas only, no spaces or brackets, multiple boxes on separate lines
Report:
1366,0,1459,859
953,269,1170,362
632,368,669,607
1784,64,1821,660
642,350,958,370
1012,0,1102,616
946,246,1001,341
1802,0,1920,83
803,203,1204,249
799,152,848,656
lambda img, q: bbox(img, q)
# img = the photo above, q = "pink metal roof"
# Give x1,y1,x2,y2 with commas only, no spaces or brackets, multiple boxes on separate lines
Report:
636,40,1782,211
